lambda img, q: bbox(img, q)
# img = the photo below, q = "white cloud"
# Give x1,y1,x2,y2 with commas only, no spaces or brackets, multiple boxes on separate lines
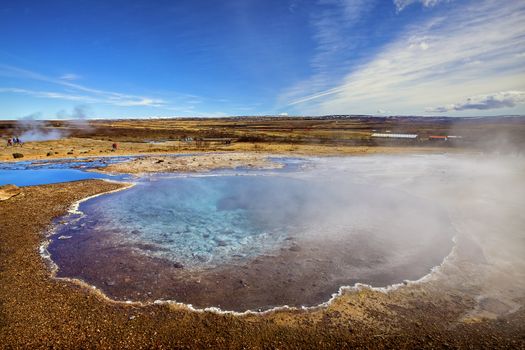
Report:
282,0,525,116
112,97,166,107
426,91,525,112
394,0,449,12
0,85,166,107
59,73,81,81
279,0,376,108
0,87,96,102
0,64,167,108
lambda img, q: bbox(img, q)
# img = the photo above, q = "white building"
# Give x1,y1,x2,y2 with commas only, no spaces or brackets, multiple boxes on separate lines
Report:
371,133,418,139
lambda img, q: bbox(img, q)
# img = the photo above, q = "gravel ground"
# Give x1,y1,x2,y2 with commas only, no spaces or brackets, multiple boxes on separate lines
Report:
96,152,282,174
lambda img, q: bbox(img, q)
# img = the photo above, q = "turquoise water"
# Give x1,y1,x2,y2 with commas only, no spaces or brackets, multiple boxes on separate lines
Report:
0,155,302,187
52,168,454,270
47,155,458,309
0,168,118,186
57,175,312,268
0,156,132,186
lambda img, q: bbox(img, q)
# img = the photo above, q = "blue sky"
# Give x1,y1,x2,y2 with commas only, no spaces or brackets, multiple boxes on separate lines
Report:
1,0,524,119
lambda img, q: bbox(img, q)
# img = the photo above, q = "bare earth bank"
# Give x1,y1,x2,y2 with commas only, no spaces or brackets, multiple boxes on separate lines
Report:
97,152,282,174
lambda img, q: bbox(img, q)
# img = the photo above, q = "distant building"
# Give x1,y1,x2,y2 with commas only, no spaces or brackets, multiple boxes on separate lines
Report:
371,133,418,139
428,135,448,141
428,135,462,141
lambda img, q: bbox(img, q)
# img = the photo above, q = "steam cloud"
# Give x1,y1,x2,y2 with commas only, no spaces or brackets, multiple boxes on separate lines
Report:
15,105,93,142
51,152,525,314
17,112,66,142
57,105,94,132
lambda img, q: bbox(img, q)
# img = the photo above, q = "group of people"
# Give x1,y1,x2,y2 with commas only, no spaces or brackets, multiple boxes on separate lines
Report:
6,137,23,147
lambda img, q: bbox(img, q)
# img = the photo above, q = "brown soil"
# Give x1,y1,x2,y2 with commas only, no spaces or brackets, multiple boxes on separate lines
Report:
1,180,524,348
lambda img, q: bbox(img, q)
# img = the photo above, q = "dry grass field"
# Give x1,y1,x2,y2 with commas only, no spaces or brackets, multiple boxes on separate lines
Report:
1,116,524,161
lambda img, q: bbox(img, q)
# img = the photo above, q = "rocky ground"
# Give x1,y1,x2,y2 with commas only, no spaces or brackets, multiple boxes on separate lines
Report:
1,180,524,348
0,136,451,162
0,184,20,201
96,152,282,174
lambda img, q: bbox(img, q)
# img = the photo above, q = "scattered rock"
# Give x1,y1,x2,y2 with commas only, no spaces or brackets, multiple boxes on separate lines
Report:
173,262,184,269
289,244,301,252
47,152,53,156
479,297,512,315
67,151,74,155
12,153,24,159
194,254,209,262
215,239,228,247
99,153,282,174
0,185,21,201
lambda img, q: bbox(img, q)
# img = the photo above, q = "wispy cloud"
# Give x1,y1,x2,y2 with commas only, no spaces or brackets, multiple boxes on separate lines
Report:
59,73,81,81
0,64,167,108
0,87,96,102
283,0,525,115
426,91,525,112
279,0,376,108
394,0,450,12
311,0,372,70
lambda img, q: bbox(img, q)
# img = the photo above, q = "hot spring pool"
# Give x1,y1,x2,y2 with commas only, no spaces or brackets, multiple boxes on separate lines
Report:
0,156,133,186
47,156,457,311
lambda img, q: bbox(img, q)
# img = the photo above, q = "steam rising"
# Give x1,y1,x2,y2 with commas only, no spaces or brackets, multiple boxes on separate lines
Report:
48,153,525,312
16,105,93,141
17,112,66,142
56,105,90,120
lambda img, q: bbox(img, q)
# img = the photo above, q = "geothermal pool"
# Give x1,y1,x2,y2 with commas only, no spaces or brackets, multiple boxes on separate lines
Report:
0,156,132,186
47,155,457,311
